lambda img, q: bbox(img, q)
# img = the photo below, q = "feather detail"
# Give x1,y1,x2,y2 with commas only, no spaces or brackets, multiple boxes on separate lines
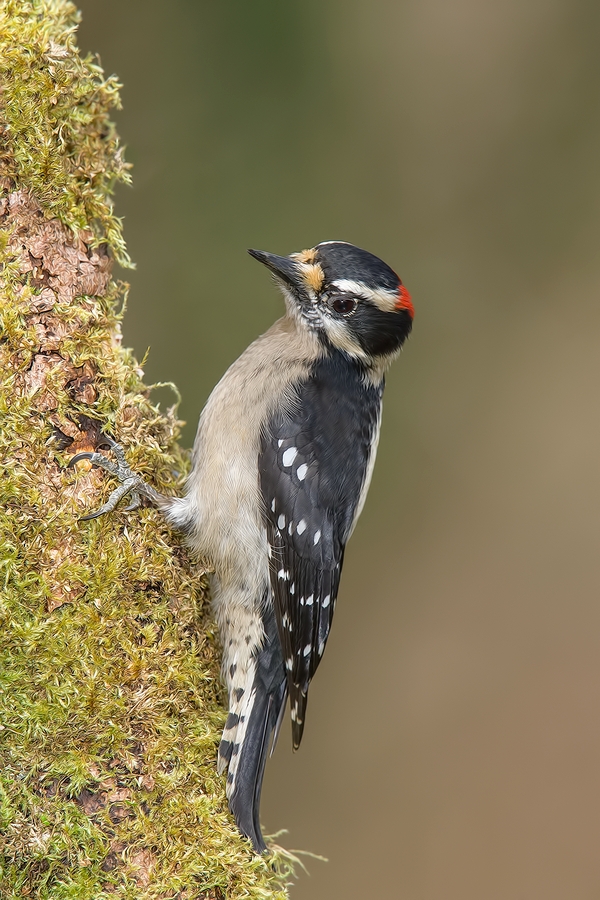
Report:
260,351,382,749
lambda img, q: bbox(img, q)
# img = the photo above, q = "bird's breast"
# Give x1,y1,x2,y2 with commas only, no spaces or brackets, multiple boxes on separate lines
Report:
181,317,322,588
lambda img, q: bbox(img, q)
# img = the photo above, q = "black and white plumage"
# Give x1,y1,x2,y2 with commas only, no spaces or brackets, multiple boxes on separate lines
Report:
72,240,413,854
261,353,383,749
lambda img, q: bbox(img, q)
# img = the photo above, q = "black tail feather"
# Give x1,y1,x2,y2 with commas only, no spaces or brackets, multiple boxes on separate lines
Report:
290,683,308,751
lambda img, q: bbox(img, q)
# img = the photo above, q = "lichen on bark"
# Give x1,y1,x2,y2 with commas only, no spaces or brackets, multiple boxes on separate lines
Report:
0,2,291,897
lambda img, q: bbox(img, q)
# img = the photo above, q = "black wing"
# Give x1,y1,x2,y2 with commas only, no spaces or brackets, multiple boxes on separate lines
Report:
259,353,382,749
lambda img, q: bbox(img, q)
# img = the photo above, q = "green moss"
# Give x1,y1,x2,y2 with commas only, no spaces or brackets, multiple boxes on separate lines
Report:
0,3,292,897
0,0,131,265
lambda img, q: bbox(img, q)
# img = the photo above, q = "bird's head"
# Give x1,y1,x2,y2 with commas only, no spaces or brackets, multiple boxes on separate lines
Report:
248,241,413,365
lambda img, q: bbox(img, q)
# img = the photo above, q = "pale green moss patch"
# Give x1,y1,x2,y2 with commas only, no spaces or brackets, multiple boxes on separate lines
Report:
0,0,130,265
0,2,292,896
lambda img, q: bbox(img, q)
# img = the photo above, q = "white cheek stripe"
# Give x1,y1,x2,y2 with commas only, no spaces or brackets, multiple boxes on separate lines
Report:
321,317,368,361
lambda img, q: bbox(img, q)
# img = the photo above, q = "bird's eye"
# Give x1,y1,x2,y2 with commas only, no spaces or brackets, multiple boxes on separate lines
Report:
328,295,358,315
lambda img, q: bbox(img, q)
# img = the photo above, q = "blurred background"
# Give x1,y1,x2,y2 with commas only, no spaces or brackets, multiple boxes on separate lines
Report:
78,2,600,896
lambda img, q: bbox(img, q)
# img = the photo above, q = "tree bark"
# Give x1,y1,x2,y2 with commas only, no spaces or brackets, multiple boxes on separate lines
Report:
0,2,290,897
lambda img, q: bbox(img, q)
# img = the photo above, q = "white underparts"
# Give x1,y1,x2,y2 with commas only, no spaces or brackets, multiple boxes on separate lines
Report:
180,315,323,796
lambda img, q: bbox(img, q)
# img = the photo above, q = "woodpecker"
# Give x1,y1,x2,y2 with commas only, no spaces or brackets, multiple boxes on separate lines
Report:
71,241,414,853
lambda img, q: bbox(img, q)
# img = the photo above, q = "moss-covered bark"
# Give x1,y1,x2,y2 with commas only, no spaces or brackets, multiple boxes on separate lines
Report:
0,2,290,897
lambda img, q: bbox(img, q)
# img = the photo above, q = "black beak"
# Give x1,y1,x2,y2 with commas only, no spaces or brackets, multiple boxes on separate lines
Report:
247,249,302,290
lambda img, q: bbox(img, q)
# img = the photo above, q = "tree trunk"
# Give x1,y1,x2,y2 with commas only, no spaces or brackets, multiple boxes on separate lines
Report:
0,2,290,897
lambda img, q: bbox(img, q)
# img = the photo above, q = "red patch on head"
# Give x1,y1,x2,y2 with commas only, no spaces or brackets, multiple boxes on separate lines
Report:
395,284,414,318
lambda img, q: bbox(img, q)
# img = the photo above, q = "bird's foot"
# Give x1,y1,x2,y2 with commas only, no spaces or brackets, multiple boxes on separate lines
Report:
68,436,164,521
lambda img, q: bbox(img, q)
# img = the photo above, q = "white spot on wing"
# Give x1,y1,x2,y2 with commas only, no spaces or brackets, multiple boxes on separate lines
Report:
282,447,298,467
296,519,307,535
278,568,289,580
278,514,286,529
303,644,311,656
271,499,276,512
305,594,314,606
313,530,321,544
296,463,308,481
322,594,330,607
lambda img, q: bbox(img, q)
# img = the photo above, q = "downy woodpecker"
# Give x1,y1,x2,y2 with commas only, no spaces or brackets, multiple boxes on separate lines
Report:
71,241,414,852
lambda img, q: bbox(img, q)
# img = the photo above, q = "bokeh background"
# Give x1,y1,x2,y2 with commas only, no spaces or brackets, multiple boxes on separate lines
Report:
77,2,600,897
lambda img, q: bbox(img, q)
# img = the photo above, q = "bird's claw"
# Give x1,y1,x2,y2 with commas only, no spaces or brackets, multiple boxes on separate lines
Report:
68,437,160,521
68,450,120,477
67,435,123,475
123,492,142,512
